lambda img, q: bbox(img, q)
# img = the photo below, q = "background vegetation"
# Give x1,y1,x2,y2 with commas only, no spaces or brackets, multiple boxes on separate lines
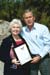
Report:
0,0,50,30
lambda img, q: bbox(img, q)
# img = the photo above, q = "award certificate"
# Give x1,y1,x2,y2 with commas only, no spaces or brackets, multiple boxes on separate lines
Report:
14,44,32,65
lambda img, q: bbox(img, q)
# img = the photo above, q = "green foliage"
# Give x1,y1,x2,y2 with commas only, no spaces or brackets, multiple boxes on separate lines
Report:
0,0,50,30
39,12,50,30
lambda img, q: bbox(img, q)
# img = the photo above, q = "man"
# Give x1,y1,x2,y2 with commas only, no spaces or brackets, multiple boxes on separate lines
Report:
21,9,50,75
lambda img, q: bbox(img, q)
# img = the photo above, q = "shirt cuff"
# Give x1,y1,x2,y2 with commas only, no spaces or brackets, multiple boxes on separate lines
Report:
39,46,49,58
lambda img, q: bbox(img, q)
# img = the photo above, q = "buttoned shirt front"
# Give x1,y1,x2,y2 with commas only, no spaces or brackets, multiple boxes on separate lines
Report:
21,22,50,58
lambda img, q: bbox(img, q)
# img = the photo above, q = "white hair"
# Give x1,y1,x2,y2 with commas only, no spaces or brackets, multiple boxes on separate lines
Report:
9,19,22,31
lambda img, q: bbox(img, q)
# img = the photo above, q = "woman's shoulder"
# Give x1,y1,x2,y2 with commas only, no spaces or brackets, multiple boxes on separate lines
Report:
1,34,12,44
3,34,11,40
19,34,25,41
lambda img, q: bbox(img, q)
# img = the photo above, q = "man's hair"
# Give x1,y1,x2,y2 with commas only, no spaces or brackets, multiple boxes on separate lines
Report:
22,9,34,16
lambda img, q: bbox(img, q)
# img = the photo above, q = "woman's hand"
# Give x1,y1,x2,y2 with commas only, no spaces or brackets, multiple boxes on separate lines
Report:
12,58,21,66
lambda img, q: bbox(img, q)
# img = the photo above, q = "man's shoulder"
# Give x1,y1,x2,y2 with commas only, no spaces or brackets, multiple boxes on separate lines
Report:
22,26,26,29
34,22,48,30
22,26,26,31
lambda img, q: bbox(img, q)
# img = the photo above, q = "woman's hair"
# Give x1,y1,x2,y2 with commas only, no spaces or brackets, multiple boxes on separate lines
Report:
9,19,22,32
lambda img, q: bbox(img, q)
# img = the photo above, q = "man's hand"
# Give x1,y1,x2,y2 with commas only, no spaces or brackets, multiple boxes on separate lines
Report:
31,55,41,64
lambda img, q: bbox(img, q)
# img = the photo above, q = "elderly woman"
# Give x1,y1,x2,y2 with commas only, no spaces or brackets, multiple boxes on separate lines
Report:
0,19,30,75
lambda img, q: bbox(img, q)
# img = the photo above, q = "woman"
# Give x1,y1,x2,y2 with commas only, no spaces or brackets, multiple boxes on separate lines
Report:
0,19,30,75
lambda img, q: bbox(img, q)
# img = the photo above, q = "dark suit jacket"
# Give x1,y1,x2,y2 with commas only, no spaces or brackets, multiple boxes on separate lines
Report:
0,34,30,75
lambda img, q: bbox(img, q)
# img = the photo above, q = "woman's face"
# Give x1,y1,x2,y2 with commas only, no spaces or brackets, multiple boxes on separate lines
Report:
11,24,21,36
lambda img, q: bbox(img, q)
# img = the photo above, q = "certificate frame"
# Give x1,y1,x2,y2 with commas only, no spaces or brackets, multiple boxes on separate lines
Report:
14,44,32,65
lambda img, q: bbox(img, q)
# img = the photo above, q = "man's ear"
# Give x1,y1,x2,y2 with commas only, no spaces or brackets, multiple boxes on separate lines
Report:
33,16,36,21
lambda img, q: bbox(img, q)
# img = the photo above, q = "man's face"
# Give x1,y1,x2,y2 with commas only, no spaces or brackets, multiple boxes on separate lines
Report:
23,11,35,27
